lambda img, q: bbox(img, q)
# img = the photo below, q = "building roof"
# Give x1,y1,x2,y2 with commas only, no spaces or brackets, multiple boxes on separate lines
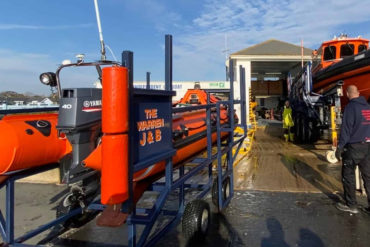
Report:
231,39,313,56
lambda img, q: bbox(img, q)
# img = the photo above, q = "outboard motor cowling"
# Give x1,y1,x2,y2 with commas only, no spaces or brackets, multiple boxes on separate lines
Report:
57,88,102,181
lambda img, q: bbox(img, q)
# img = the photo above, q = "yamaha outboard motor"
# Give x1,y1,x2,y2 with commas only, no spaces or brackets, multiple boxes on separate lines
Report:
57,88,102,183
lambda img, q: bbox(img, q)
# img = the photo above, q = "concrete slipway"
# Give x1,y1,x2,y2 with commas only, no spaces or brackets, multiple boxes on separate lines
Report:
1,121,369,247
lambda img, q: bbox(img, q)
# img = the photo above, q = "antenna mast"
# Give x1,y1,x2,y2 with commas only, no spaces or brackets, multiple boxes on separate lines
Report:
94,0,106,61
222,34,230,60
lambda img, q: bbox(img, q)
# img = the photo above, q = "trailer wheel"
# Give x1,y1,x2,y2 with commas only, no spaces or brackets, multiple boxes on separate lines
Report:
222,177,231,200
212,177,230,207
182,200,210,242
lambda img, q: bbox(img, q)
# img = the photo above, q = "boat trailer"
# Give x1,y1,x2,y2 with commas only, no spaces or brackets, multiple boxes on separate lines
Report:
0,35,248,247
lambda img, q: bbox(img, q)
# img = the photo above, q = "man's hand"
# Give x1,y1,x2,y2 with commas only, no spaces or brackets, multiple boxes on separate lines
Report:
335,148,343,161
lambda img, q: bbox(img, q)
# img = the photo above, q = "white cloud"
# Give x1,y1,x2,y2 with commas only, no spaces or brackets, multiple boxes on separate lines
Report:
172,0,370,80
0,23,94,30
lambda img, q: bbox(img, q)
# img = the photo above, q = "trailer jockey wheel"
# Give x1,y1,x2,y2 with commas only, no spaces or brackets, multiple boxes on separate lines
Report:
182,200,210,242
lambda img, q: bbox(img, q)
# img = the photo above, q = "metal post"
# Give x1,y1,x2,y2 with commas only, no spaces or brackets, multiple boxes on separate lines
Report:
146,72,151,90
165,34,174,154
229,59,234,102
227,59,235,205
165,158,173,189
330,106,337,147
206,94,212,159
128,223,137,247
6,180,14,244
165,35,173,91
239,66,247,131
179,165,185,213
206,93,213,185
216,103,223,210
228,59,235,170
122,51,134,88
122,50,135,215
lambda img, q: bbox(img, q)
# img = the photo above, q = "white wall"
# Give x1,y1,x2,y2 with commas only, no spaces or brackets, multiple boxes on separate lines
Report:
134,81,229,101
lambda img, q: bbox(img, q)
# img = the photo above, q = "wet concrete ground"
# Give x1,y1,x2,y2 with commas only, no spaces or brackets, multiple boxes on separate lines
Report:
1,120,370,246
156,190,370,247
0,183,68,244
234,121,342,193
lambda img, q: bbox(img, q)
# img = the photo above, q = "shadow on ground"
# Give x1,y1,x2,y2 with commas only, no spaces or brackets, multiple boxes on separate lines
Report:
261,217,325,247
279,153,342,203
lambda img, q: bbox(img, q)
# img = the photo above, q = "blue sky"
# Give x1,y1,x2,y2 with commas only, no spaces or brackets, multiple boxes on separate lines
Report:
0,0,370,94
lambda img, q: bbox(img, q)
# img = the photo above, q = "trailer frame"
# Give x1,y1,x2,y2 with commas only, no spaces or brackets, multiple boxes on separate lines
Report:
0,35,247,247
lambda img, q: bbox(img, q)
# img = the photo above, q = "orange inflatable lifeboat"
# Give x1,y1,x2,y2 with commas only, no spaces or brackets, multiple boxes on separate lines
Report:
0,113,70,175
83,79,233,204
84,106,230,180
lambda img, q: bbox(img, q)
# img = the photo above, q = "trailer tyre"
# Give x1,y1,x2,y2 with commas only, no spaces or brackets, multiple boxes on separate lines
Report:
212,178,220,207
222,177,231,200
212,177,229,207
182,200,210,242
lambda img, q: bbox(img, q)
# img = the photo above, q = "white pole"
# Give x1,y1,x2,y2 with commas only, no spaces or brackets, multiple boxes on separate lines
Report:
301,39,304,68
94,0,106,61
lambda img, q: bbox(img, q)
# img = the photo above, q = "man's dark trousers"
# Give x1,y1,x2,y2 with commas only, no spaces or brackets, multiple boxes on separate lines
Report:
342,143,370,207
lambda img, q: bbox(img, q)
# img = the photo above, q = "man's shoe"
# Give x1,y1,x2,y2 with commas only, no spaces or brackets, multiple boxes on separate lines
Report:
336,202,359,214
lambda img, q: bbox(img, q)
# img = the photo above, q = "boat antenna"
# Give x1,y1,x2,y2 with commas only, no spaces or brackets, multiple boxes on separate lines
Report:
222,33,230,60
94,0,106,61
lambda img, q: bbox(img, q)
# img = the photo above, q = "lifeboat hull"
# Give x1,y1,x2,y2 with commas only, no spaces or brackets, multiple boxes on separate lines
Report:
84,108,230,182
313,49,370,105
0,113,70,175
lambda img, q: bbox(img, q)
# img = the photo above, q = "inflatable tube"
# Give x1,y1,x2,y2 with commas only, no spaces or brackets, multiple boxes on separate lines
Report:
0,113,70,174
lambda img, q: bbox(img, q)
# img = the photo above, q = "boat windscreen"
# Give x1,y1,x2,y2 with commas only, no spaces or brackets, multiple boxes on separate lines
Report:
323,46,336,60
340,44,354,58
359,44,367,53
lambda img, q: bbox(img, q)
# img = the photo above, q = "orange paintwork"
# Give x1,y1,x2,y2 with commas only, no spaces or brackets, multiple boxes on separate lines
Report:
102,66,129,134
313,36,370,106
101,66,130,205
0,113,71,174
101,134,129,205
175,89,220,105
314,65,370,107
84,108,229,180
84,89,230,193
314,37,369,70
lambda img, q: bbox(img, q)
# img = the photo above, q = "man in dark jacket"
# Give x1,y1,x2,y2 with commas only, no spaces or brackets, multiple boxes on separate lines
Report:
335,85,370,214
